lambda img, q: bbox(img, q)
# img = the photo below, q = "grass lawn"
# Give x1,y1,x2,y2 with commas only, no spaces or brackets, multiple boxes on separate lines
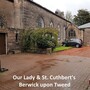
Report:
54,46,72,52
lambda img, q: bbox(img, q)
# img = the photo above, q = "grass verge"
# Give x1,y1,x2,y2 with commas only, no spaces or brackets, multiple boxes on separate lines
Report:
54,46,72,52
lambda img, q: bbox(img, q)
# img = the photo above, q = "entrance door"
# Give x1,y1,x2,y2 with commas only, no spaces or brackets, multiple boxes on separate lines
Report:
0,33,6,54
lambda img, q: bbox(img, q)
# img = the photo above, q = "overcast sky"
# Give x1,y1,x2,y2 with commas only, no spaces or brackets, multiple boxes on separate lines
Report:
34,0,90,15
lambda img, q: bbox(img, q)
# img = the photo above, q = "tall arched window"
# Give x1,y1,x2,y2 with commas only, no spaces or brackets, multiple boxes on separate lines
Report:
50,21,54,27
68,30,76,38
57,25,61,40
0,16,5,28
37,16,45,28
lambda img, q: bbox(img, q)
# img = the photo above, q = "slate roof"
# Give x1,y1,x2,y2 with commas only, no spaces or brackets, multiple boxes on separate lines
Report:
78,23,90,29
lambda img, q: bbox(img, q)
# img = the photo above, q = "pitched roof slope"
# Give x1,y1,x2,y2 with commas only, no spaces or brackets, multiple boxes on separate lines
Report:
78,23,90,29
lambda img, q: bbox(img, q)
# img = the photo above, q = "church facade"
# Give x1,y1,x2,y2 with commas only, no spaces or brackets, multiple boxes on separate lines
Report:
0,0,83,54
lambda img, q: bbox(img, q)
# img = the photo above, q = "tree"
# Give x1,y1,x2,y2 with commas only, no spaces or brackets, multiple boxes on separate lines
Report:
65,11,73,22
73,9,90,26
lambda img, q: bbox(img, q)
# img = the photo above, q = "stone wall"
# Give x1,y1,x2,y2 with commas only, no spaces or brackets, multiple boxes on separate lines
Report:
21,1,67,28
84,29,90,46
0,0,14,53
0,0,15,28
21,0,69,41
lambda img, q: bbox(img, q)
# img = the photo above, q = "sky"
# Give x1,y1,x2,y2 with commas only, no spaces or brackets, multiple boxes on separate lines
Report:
34,0,90,15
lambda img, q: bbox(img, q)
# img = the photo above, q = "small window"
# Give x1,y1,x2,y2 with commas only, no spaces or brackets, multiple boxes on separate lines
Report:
50,21,54,27
37,17,45,28
15,31,19,42
0,16,5,28
15,33,18,42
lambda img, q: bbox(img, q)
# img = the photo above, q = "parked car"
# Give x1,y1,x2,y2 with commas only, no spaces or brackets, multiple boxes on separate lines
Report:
62,38,83,48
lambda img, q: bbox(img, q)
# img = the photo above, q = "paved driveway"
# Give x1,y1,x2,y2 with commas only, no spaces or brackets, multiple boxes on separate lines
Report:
0,47,90,90
55,46,90,58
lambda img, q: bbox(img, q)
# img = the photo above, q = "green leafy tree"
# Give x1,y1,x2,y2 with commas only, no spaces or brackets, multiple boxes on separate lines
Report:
73,9,90,26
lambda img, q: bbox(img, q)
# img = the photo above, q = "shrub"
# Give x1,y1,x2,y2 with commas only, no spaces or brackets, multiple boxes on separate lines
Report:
20,28,58,52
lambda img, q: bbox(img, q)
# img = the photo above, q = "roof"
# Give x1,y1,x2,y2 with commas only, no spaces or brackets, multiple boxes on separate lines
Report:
78,23,90,29
26,0,71,23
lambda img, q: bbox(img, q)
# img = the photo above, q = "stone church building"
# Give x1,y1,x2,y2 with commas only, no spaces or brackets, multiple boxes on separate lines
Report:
0,0,83,54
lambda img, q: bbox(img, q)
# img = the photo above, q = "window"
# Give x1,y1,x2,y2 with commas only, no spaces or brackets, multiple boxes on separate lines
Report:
68,30,76,38
57,25,61,40
50,21,54,27
15,31,19,42
0,16,5,28
37,17,44,28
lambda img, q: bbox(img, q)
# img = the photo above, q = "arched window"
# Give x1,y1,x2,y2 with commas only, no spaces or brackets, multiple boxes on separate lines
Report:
37,17,45,28
57,25,61,40
0,16,5,28
68,30,76,38
50,21,54,27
